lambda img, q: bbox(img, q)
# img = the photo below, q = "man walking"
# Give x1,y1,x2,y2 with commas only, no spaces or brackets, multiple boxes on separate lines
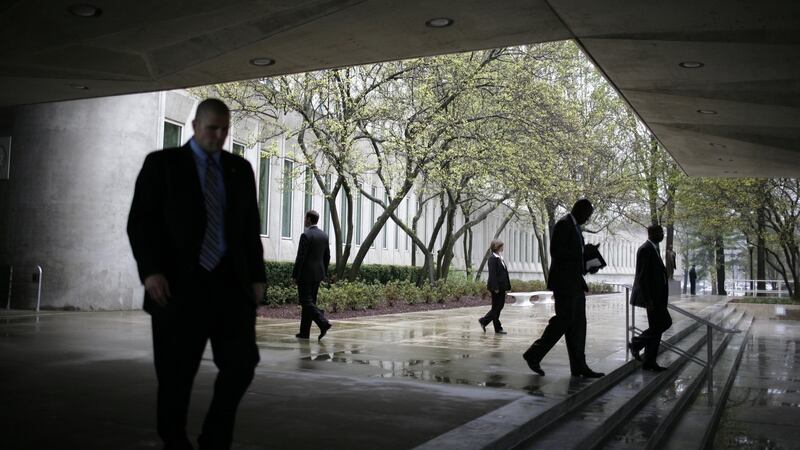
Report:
629,225,672,372
128,98,266,450
293,210,332,341
689,265,697,295
523,199,605,378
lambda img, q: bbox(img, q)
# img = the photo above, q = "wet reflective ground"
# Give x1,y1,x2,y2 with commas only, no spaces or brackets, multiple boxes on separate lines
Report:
0,294,732,449
714,320,800,449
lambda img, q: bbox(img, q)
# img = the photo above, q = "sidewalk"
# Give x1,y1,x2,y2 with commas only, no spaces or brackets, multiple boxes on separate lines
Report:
0,294,725,449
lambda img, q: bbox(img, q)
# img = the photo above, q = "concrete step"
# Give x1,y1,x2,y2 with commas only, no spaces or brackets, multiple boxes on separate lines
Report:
513,306,742,450
598,310,752,450
414,300,731,450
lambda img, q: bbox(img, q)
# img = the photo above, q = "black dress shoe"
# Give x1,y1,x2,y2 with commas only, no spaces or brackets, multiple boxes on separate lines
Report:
522,353,545,376
495,330,508,335
573,369,605,378
295,333,309,339
318,322,332,341
643,364,668,372
478,319,487,333
628,343,642,362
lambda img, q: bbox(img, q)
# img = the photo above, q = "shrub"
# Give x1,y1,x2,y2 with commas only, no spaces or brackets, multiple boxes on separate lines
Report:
509,279,548,292
264,261,424,288
263,285,296,306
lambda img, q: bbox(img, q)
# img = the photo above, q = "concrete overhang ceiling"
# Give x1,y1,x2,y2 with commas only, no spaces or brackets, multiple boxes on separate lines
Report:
1,0,798,177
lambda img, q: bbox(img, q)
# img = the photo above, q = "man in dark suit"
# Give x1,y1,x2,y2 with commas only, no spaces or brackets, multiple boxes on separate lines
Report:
689,265,697,295
292,210,332,341
629,224,672,372
523,199,604,378
128,98,266,450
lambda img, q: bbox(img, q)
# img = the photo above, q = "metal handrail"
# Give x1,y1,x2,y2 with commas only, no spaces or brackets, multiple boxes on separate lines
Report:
667,303,740,334
604,281,740,405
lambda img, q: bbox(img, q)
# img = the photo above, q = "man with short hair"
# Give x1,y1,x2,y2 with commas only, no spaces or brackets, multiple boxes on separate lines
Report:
293,210,332,341
689,265,697,295
523,199,605,378
629,224,672,372
128,98,266,450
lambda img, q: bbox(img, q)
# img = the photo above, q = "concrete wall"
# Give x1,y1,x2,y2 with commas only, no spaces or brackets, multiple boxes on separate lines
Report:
0,93,159,310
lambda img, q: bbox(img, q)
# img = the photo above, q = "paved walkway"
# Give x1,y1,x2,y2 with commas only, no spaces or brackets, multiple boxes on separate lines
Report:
0,294,763,449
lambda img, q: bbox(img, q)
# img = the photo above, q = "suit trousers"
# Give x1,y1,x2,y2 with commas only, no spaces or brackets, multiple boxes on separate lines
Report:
298,281,328,336
690,280,696,295
480,291,506,331
151,261,259,450
524,291,588,373
631,305,672,365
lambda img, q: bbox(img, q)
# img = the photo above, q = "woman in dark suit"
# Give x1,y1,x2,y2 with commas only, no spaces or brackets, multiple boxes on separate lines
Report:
479,239,511,334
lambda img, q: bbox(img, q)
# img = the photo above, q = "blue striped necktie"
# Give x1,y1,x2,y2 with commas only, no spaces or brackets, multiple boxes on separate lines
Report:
199,155,224,270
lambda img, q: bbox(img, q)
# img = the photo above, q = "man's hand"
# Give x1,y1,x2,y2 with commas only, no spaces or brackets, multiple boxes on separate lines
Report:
252,283,266,306
144,274,171,307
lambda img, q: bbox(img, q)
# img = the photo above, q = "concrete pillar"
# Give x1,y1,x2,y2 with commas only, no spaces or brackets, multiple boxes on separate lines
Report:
0,93,159,310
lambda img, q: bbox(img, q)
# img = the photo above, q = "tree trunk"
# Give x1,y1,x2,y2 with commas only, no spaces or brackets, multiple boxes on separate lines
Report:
757,204,767,296
715,234,727,296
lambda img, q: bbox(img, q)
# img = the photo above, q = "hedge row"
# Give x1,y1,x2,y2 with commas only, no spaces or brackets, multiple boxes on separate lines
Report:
265,261,421,288
263,275,617,309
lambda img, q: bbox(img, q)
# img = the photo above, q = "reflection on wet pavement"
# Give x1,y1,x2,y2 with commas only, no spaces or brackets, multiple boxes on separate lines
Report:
714,319,800,448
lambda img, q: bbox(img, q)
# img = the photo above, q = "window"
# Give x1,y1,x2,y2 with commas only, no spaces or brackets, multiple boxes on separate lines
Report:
304,169,313,212
281,159,294,238
370,185,377,248
355,188,362,245
163,121,182,148
340,191,348,239
382,192,389,249
232,141,245,157
323,174,332,233
258,154,270,236
524,233,529,262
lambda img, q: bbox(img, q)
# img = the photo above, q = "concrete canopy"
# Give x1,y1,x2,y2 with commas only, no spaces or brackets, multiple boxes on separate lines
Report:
1,0,798,177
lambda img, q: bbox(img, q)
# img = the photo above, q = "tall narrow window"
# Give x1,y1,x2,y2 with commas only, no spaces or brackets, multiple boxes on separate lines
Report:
281,159,294,238
382,192,389,249
370,185,377,248
355,188,362,245
524,233,529,262
323,174,331,233
163,121,182,148
258,154,270,236
340,191,348,239
232,141,245,157
304,169,313,212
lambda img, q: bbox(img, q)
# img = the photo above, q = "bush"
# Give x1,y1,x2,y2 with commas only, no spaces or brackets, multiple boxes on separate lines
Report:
264,261,424,288
263,285,296,306
509,279,547,292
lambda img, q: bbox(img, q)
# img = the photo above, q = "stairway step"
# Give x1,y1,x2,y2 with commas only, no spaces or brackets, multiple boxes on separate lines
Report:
515,308,741,450
660,314,754,450
599,311,751,449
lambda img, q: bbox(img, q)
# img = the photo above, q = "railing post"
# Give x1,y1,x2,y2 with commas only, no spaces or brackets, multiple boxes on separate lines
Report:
6,266,12,310
625,286,630,360
707,324,714,406
35,265,42,312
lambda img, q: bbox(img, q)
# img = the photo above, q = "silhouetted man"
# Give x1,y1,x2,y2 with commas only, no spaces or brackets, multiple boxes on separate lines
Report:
128,98,266,450
293,210,332,341
629,225,672,372
689,265,697,295
523,199,605,378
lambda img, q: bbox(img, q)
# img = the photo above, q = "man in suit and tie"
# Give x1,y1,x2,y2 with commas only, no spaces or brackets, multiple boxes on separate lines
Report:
292,210,332,341
523,199,605,378
128,98,266,450
689,265,697,295
629,224,672,372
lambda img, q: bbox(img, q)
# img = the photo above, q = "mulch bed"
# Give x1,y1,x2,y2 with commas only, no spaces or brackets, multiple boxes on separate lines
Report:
256,295,496,320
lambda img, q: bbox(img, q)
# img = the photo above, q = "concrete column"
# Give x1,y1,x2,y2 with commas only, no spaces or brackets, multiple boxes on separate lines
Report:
0,93,160,310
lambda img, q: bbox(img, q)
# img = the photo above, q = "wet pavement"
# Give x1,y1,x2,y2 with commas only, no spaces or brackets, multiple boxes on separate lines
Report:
0,294,772,449
714,319,800,449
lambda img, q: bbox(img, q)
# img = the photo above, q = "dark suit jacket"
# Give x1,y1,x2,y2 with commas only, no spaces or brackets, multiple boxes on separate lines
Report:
547,214,588,295
127,144,266,313
487,255,511,292
292,225,330,285
630,241,668,308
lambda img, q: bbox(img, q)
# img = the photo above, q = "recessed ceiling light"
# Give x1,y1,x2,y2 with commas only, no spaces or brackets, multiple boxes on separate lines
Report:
68,83,89,90
249,57,275,67
679,61,704,69
68,4,102,17
718,157,724,161
697,109,717,115
425,18,454,28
